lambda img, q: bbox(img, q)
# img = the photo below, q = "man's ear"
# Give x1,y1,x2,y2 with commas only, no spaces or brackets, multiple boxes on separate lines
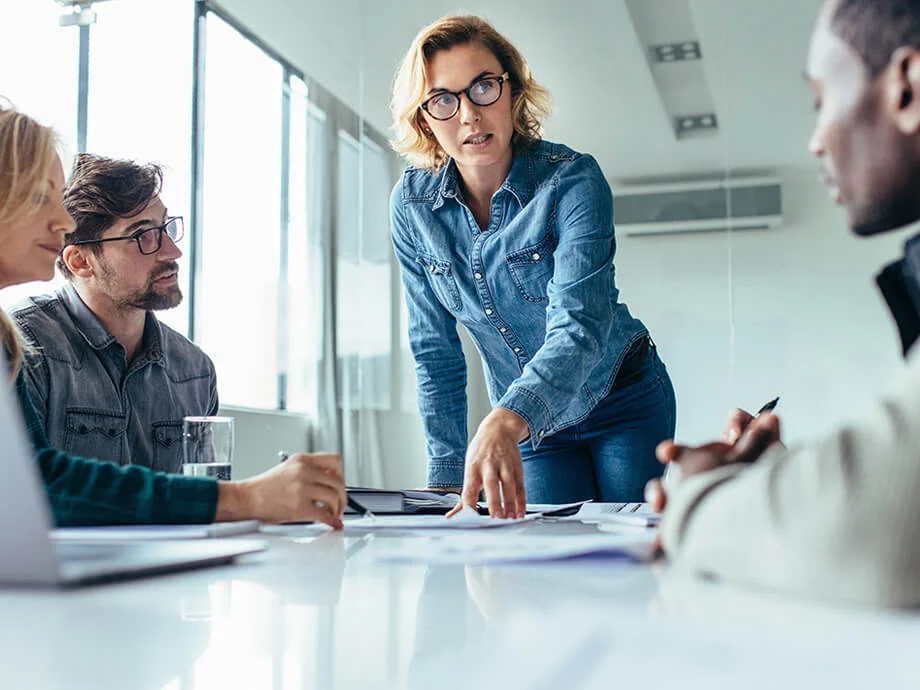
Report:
60,245,95,279
885,47,920,135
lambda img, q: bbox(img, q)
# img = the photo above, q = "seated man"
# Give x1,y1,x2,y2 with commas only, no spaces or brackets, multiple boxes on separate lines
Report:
14,154,215,473
651,0,920,608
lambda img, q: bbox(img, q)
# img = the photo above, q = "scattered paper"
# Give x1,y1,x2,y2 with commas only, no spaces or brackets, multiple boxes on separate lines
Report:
344,505,540,531
373,531,652,565
561,502,658,524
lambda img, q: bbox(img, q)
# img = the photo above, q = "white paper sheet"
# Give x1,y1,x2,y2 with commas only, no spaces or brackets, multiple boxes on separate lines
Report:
261,506,540,536
562,502,659,526
372,531,652,565
344,505,541,530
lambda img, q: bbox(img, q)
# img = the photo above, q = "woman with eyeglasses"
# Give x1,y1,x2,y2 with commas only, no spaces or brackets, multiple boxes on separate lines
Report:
0,101,347,528
390,16,676,517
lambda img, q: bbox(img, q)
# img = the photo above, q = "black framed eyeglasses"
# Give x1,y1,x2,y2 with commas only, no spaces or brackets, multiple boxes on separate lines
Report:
420,72,510,121
69,216,185,256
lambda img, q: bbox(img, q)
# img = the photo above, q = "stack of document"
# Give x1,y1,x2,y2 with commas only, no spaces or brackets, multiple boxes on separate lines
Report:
564,502,661,527
344,488,460,514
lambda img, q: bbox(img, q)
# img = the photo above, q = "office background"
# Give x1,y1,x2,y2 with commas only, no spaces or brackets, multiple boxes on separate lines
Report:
1,0,913,488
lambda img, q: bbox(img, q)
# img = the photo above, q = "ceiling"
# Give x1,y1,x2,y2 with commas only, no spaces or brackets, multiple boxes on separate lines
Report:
357,0,824,181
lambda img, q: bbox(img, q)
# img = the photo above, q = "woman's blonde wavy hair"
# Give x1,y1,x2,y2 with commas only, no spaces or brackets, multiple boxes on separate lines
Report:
0,100,60,380
390,15,552,171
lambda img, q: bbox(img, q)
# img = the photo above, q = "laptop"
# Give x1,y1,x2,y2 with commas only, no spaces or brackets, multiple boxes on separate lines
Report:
0,353,264,587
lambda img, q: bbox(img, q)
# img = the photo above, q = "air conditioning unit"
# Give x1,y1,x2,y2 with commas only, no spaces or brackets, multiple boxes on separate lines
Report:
614,175,783,237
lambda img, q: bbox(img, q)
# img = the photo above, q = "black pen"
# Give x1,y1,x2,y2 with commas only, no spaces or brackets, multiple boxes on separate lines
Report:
756,396,780,415
278,451,375,519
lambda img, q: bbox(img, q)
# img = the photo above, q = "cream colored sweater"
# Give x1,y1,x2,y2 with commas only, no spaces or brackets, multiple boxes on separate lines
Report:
660,348,920,608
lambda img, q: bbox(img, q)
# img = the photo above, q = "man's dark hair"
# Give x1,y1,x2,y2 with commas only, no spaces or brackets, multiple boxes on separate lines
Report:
832,0,920,78
58,153,163,278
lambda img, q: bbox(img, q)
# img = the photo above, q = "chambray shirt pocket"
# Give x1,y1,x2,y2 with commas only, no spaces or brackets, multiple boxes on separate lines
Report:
416,254,463,312
64,409,127,465
152,420,185,474
505,231,556,303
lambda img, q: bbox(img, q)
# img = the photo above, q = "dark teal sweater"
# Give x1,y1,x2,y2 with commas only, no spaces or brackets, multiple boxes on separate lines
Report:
14,368,218,526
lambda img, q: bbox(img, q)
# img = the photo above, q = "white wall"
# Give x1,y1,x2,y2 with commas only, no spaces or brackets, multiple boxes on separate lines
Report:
219,405,311,479
615,169,914,446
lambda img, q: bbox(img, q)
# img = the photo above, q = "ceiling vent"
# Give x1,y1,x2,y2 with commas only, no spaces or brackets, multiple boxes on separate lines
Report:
615,175,783,237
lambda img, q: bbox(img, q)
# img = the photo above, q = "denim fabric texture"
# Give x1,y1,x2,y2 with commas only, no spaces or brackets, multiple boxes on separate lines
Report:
521,342,676,503
5,352,218,526
12,282,218,473
391,139,673,489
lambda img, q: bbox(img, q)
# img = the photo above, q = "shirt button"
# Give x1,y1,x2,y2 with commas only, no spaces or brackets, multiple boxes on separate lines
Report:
514,347,521,353
532,253,541,261
485,308,493,315
551,154,558,161
474,272,483,280
538,429,545,438
499,327,507,333
428,265,436,272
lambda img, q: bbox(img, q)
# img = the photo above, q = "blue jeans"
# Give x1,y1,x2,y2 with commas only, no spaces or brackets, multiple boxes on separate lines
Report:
520,343,677,503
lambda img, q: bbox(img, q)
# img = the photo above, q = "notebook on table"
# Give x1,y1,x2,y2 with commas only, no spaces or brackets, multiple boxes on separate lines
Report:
0,352,264,588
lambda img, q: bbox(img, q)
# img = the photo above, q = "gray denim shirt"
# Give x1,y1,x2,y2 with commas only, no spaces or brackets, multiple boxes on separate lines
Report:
12,283,218,473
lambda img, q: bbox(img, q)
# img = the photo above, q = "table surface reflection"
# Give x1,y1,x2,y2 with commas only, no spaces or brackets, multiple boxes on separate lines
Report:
1,520,919,690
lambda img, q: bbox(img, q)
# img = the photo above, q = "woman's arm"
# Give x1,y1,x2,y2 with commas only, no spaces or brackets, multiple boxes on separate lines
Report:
390,182,469,488
497,154,619,442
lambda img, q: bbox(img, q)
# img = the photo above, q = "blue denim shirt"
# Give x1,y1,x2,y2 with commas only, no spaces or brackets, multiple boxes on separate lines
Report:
12,283,218,474
391,139,648,487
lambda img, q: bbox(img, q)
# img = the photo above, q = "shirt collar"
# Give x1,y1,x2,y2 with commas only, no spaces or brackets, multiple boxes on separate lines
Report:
877,231,920,357
432,145,536,211
58,282,165,365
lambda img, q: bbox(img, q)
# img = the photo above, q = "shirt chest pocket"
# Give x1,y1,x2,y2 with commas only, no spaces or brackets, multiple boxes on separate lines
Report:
416,255,462,312
64,409,128,465
152,420,185,474
505,232,556,303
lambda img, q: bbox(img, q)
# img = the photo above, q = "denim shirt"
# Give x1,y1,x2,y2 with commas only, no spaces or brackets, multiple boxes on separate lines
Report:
12,283,218,474
391,139,647,487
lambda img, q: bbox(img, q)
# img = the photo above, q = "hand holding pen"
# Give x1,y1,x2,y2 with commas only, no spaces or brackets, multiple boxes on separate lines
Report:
648,399,783,516
723,396,781,445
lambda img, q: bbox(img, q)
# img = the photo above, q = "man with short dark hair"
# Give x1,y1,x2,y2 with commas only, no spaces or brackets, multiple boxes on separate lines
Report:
652,0,920,607
13,154,216,473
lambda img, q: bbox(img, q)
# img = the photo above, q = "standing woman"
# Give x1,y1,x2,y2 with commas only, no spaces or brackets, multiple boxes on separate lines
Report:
389,16,676,517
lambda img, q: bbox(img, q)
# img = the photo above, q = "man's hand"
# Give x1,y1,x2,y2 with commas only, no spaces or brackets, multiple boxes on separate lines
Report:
723,406,786,447
216,453,347,529
646,412,782,514
723,408,755,444
446,408,529,519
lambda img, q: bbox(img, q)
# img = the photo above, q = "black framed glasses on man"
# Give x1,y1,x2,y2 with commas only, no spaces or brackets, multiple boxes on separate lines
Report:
421,72,510,121
69,217,185,256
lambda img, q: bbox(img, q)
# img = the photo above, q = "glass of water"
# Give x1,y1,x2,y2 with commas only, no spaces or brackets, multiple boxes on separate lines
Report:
182,416,234,480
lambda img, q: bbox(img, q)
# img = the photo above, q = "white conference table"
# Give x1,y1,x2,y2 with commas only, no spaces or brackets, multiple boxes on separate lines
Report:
1,519,919,690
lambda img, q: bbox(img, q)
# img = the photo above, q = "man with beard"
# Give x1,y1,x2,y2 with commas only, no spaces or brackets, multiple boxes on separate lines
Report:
650,0,920,608
12,154,217,473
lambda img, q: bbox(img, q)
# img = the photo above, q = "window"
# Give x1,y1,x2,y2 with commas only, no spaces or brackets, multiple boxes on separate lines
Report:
0,0,402,421
85,0,194,335
284,79,326,415
197,14,283,409
335,130,392,410
0,1,79,310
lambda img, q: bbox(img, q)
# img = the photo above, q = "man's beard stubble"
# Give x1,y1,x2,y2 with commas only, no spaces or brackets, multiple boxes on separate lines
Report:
102,259,183,311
